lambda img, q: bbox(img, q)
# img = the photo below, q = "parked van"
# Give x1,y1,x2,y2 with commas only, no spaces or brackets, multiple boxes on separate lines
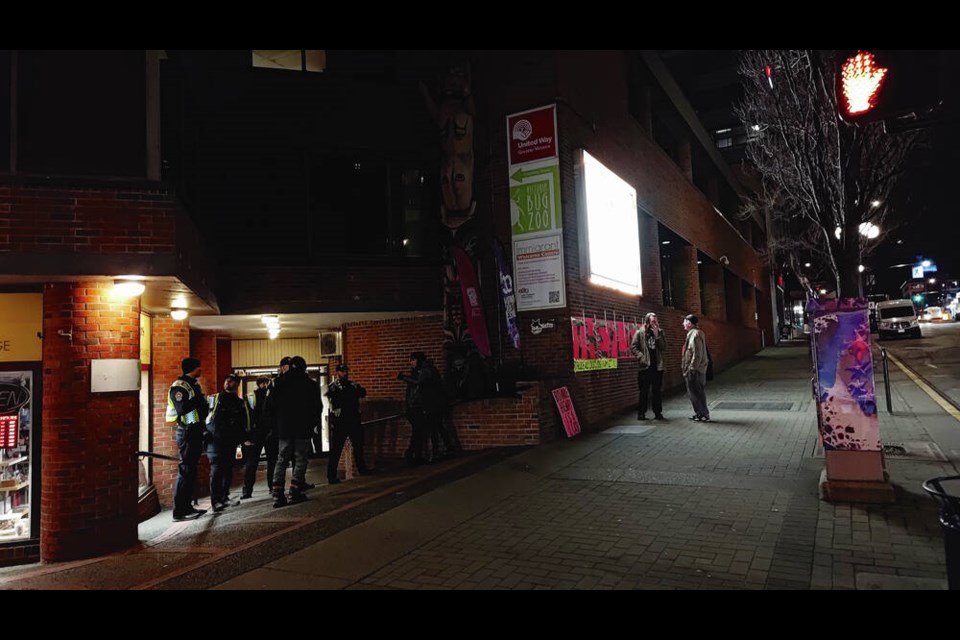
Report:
876,299,922,340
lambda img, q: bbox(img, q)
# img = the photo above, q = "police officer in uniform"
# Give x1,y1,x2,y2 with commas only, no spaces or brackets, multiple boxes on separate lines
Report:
325,364,369,484
167,357,209,521
206,373,250,511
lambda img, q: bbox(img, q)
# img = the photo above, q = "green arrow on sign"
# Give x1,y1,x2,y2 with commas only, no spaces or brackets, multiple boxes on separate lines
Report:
510,166,556,183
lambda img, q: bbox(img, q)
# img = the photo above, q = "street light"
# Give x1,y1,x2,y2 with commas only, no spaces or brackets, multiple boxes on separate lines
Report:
834,222,881,240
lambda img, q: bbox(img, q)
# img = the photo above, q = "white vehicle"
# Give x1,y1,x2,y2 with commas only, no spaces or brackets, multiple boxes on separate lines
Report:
922,306,951,322
876,299,922,340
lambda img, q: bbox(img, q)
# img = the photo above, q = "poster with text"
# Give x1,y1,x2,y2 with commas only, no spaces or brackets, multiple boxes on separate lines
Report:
514,232,566,311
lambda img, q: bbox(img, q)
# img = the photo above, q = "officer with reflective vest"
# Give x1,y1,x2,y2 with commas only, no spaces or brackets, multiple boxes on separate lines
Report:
206,373,250,512
166,357,209,521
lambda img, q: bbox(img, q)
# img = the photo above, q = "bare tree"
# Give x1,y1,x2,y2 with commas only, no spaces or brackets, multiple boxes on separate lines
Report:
735,50,921,298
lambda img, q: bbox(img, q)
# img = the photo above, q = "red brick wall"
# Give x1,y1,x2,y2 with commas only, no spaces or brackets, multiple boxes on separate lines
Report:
150,317,190,507
342,315,446,401
363,383,541,463
190,331,219,393
0,185,176,254
40,281,140,561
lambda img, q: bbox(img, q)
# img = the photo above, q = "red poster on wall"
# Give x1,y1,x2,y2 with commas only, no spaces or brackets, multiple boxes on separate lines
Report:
507,105,558,166
552,386,581,438
0,414,18,448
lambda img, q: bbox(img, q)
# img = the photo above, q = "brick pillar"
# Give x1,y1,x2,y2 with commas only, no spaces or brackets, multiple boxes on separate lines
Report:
639,211,662,306
190,331,218,393
701,263,726,320
41,282,140,561
151,317,190,507
676,139,693,181
677,245,701,314
743,282,758,328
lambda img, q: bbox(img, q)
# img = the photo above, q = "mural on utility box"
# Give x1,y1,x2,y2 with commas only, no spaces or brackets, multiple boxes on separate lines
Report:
807,297,881,451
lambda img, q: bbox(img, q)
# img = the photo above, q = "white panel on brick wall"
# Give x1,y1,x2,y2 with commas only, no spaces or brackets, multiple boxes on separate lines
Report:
231,338,321,367
91,359,141,392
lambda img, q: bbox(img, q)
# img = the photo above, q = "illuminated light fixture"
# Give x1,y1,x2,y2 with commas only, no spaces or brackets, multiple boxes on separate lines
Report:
804,262,812,268
840,51,888,116
922,260,931,268
871,200,881,208
820,288,828,295
858,265,865,273
113,278,145,297
402,238,409,246
261,315,280,328
929,278,937,284
834,222,880,240
170,308,189,321
661,240,671,245
268,329,281,340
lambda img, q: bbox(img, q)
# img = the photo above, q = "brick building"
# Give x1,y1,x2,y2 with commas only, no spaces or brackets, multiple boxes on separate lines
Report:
0,50,771,566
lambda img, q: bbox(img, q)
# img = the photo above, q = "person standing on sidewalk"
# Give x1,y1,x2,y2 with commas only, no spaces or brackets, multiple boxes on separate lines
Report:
681,314,710,422
325,364,369,484
271,355,321,507
166,357,209,521
206,373,249,512
631,312,667,420
240,376,273,499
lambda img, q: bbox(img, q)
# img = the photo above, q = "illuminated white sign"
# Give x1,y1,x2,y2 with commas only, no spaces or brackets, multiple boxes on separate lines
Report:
581,151,641,295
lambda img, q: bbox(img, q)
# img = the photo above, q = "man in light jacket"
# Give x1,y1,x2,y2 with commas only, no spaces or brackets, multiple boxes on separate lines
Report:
681,314,710,422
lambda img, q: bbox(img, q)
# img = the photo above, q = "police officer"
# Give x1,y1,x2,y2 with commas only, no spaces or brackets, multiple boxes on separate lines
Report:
167,357,208,521
325,364,369,484
207,373,250,512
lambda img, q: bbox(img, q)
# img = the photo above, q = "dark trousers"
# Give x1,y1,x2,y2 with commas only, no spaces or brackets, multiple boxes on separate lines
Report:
241,435,265,495
327,416,366,481
173,424,204,516
208,435,237,504
638,368,663,417
406,409,427,463
263,434,279,492
685,371,709,418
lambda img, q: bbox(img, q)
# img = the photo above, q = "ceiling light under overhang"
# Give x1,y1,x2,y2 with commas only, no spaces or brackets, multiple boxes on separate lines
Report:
113,278,145,297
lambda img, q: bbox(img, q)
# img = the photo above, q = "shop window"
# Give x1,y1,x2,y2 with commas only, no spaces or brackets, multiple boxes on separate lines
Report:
0,370,34,542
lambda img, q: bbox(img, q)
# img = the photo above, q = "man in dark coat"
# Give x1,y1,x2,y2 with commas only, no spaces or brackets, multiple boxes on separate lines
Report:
270,356,321,507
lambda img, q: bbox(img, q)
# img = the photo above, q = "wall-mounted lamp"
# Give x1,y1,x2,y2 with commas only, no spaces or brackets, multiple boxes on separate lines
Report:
113,278,145,297
719,255,730,265
170,308,189,321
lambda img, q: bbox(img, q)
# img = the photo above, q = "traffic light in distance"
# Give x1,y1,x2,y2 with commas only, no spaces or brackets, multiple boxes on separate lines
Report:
837,50,944,128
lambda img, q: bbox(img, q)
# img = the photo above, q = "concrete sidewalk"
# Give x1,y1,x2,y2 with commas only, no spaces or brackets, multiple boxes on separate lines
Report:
1,344,956,589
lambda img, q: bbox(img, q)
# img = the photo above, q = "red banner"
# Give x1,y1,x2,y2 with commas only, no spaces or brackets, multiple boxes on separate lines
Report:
507,105,558,166
451,246,492,357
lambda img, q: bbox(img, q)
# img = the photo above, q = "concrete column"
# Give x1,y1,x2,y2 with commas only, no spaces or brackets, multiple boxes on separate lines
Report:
41,281,140,561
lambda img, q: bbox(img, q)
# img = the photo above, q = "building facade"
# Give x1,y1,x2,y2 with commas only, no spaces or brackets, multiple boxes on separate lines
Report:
0,49,771,566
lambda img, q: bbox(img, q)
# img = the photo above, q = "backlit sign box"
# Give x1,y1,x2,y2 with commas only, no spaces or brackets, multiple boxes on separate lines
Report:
0,414,18,449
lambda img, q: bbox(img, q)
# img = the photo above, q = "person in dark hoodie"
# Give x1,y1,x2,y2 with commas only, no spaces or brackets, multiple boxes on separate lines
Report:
206,373,250,512
270,355,321,507
240,376,273,499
